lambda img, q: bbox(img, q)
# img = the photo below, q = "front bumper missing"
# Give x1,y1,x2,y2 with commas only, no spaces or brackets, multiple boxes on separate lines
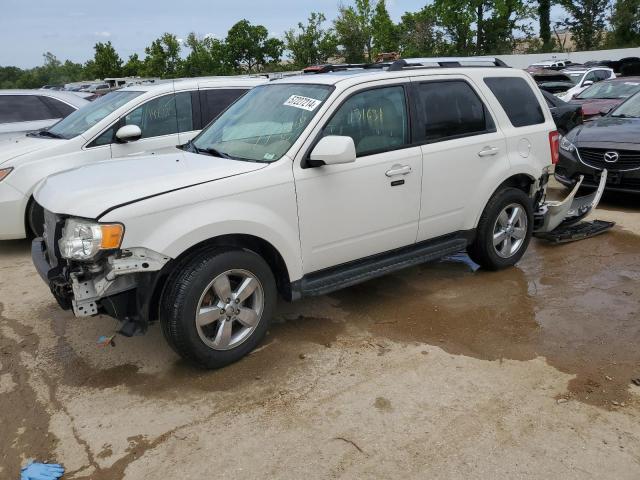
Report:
32,240,170,318
533,168,613,241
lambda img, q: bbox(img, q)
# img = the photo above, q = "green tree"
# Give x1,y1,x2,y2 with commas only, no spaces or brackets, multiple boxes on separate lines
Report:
482,0,533,54
558,0,611,50
432,0,477,54
371,0,399,54
335,0,376,62
284,12,338,67
537,0,553,52
181,33,232,76
144,33,182,77
398,6,444,57
121,54,144,76
609,0,640,47
225,20,283,72
87,41,122,78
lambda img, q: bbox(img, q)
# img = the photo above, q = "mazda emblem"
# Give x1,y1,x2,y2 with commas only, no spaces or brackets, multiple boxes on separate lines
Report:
603,151,619,163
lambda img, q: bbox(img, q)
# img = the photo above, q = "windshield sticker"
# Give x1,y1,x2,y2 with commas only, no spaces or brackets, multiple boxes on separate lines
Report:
263,153,276,160
283,95,322,111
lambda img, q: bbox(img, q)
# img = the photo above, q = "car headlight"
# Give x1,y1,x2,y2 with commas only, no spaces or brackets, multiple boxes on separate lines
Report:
560,137,576,153
0,167,13,182
59,218,124,261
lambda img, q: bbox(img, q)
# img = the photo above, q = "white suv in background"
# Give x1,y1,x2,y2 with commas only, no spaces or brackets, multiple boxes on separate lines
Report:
33,57,561,368
558,66,616,101
0,76,266,239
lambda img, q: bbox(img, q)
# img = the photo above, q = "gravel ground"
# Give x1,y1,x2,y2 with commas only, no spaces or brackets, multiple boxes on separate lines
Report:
1,182,640,479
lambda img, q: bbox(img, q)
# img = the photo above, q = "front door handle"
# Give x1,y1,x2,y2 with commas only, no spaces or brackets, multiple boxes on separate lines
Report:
478,146,499,157
385,164,412,177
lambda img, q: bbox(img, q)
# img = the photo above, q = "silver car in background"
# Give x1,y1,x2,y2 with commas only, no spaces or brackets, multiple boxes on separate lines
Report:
0,90,89,141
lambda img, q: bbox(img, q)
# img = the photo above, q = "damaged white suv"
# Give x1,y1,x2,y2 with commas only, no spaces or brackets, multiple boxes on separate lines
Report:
33,57,586,368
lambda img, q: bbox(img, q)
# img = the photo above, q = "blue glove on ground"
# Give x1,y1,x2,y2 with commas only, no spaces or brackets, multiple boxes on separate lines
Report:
20,461,64,480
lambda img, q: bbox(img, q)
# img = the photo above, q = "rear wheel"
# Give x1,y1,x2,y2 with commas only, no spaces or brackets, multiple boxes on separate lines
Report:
467,188,533,270
160,249,276,368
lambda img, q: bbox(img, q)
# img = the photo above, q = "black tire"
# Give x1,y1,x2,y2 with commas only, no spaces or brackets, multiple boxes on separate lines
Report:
160,248,276,369
467,187,533,271
27,199,45,238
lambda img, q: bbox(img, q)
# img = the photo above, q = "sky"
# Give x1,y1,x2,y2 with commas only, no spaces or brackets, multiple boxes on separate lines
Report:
0,0,565,68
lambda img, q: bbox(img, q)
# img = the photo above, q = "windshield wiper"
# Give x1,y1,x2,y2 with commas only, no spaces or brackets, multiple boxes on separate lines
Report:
27,129,63,139
38,130,63,139
199,147,234,159
611,113,637,118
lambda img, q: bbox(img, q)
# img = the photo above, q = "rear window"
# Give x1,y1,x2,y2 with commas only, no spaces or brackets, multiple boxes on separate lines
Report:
200,89,248,126
484,77,545,127
0,95,58,123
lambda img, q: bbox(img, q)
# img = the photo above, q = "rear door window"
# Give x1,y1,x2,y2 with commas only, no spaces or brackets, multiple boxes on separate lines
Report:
484,77,545,127
0,95,58,123
40,97,76,118
200,89,248,126
414,80,494,143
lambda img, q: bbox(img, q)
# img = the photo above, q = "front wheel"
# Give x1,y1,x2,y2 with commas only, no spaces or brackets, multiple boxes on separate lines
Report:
160,248,277,369
467,187,533,271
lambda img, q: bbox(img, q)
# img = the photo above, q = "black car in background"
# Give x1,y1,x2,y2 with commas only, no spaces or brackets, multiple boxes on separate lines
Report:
541,90,583,135
555,91,640,193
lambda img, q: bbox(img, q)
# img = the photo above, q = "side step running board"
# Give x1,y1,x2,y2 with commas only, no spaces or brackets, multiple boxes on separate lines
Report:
295,236,468,298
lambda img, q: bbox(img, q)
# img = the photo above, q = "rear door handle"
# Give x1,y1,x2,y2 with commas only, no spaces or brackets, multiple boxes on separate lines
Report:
385,164,412,177
478,146,499,157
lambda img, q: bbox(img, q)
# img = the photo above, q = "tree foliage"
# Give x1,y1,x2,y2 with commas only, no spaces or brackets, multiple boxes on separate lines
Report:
284,12,337,67
1,0,637,89
558,0,611,50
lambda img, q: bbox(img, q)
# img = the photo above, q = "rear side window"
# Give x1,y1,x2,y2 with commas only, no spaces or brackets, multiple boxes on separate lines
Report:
40,97,76,118
175,91,194,132
0,95,58,123
484,77,545,127
200,89,247,125
415,80,494,142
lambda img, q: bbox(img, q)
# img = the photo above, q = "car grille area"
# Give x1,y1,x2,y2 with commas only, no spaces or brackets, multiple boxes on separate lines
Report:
578,147,640,171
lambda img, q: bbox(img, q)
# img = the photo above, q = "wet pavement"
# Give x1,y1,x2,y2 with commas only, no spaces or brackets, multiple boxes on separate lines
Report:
1,184,640,478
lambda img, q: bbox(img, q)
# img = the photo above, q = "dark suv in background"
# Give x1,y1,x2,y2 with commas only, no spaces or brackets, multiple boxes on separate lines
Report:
555,91,640,193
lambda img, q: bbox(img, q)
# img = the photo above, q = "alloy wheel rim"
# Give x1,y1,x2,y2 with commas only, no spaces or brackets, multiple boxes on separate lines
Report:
195,269,264,351
493,203,528,259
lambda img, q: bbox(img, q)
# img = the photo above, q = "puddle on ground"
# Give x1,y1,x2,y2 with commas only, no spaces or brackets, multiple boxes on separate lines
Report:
332,229,640,409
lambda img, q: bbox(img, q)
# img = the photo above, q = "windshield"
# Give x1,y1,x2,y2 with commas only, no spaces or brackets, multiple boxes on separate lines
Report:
611,92,640,118
576,81,640,100
192,83,333,162
567,73,583,85
48,90,143,139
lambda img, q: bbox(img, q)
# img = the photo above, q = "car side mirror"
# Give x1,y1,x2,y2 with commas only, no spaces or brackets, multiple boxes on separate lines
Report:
116,125,142,143
308,136,356,167
582,80,594,87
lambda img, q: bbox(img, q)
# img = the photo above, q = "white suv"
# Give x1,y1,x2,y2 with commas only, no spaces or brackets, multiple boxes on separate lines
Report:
32,57,560,368
0,76,266,239
558,67,616,101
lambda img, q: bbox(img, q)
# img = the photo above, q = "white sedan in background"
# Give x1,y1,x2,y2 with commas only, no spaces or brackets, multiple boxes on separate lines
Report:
0,76,266,239
0,90,89,141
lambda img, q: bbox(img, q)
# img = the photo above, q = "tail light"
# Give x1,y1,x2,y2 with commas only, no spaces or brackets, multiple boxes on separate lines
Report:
549,131,560,165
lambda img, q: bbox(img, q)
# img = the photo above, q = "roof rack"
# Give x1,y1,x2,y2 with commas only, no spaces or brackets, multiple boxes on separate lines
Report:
303,63,392,74
388,57,509,71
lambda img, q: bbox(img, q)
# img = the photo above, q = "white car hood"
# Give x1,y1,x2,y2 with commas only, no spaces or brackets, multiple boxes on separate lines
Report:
0,135,60,166
35,151,267,218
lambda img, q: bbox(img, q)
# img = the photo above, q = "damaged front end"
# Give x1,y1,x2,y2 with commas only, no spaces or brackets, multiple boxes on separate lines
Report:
32,211,171,336
533,167,614,243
